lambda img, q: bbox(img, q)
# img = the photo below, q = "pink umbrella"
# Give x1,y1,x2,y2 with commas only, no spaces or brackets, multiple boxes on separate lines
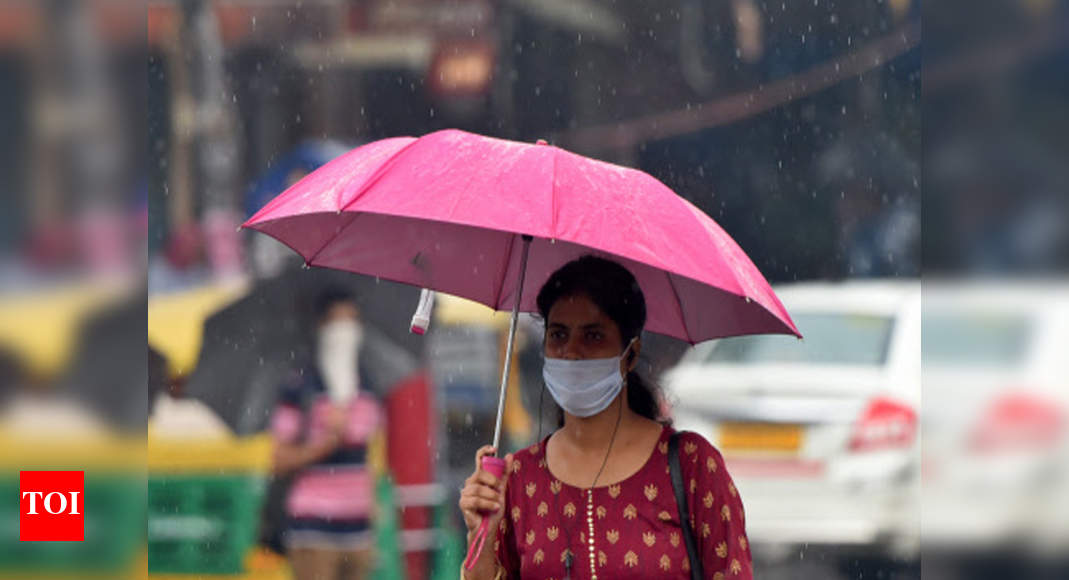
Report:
244,128,798,447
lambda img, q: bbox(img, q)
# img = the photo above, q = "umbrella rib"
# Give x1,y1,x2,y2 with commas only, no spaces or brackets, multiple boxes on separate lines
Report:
298,140,427,267
492,233,518,310
337,137,425,214
665,271,695,345
303,211,361,268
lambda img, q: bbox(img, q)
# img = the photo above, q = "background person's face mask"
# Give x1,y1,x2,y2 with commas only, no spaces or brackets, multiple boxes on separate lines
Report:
316,319,364,402
542,338,636,417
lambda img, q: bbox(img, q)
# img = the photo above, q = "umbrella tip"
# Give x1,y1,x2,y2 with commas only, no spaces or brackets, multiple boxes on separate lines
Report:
302,262,311,270
235,225,243,232
536,139,548,145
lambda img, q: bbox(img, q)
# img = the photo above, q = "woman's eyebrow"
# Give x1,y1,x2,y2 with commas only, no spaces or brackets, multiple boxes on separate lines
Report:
547,322,603,330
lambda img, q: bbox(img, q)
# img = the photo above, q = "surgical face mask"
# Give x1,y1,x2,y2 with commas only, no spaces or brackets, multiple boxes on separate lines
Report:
542,338,636,418
316,319,364,402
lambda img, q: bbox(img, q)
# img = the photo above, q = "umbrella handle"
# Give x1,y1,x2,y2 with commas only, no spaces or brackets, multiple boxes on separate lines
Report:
464,456,507,570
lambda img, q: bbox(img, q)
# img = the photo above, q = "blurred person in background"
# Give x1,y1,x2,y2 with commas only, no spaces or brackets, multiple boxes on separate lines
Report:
270,288,382,580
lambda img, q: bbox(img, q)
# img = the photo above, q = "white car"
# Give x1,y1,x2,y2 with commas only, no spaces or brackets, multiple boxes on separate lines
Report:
664,280,921,559
921,280,1069,558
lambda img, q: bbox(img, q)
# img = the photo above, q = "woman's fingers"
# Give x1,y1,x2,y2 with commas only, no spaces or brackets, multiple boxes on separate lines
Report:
473,470,500,489
474,445,496,466
459,495,501,514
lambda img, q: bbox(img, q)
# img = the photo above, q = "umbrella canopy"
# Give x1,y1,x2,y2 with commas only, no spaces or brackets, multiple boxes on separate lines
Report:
245,129,798,343
244,140,353,220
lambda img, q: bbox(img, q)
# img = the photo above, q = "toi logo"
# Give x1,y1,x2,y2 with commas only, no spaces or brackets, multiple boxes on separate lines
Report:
19,471,84,542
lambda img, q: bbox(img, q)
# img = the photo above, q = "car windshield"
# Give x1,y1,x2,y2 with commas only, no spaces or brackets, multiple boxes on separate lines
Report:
704,312,895,366
921,312,1031,368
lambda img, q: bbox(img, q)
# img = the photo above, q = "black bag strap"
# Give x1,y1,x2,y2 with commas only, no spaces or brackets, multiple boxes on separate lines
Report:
669,431,705,580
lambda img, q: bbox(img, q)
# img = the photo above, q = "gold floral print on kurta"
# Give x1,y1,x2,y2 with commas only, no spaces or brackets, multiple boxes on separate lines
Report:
560,549,571,564
658,441,668,454
721,504,731,521
525,482,537,498
512,459,521,474
713,572,724,580
511,506,521,522
494,428,752,579
730,558,742,575
644,484,658,501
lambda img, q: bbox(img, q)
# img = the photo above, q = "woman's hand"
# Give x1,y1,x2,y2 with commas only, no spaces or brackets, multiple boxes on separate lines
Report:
459,445,514,536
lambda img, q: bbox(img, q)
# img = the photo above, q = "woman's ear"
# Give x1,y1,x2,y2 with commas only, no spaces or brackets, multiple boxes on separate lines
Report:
626,338,641,372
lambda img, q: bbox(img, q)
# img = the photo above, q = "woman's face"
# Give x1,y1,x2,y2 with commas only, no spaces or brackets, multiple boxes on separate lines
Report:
544,293,625,361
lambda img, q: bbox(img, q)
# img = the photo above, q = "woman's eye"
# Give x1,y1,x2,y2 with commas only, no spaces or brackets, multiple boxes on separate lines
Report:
586,331,603,342
549,331,566,341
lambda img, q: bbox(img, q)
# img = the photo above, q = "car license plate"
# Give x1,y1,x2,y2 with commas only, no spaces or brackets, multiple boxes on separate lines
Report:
718,422,803,453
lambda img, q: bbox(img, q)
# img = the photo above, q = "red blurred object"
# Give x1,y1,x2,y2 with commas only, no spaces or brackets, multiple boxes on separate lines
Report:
165,221,203,270
386,371,435,580
24,221,78,268
848,397,917,452
970,391,1064,453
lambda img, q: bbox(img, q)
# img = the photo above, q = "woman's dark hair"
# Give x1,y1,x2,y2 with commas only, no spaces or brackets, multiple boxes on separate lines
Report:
536,255,666,423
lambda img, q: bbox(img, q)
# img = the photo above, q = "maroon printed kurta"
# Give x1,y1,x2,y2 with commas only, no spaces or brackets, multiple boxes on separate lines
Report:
493,426,753,579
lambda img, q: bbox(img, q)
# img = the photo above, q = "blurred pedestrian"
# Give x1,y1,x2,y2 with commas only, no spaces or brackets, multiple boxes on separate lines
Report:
270,288,382,580
459,256,752,579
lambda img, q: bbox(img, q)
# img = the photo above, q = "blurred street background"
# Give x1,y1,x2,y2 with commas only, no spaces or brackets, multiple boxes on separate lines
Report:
0,0,1064,579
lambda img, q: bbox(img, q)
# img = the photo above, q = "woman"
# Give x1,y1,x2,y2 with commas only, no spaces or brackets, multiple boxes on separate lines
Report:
459,256,752,579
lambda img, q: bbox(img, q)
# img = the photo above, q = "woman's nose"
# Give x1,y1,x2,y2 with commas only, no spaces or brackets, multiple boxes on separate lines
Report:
560,336,583,360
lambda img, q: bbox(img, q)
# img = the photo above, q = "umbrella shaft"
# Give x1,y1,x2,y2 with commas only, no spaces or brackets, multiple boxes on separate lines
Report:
492,235,533,453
